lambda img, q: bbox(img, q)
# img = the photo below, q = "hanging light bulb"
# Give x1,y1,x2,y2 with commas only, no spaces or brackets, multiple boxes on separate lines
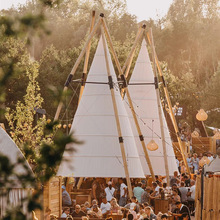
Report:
147,119,159,151
147,140,159,151
68,123,72,128
57,124,62,129
196,109,208,121
63,124,67,129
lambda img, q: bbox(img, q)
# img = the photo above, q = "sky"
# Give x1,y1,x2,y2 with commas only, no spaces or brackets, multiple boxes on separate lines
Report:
0,0,173,21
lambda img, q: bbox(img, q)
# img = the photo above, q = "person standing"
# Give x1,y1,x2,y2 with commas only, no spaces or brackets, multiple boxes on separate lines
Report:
105,181,115,202
133,182,144,203
62,185,72,206
179,182,188,204
119,178,127,207
192,153,199,173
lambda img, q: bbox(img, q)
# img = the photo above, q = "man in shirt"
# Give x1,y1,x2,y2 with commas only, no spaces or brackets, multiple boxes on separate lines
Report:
133,182,144,203
105,181,115,202
119,178,127,207
187,180,196,215
100,197,110,218
178,182,188,204
170,201,191,220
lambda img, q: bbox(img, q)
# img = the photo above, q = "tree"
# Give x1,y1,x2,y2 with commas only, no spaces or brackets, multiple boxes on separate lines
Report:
0,1,77,219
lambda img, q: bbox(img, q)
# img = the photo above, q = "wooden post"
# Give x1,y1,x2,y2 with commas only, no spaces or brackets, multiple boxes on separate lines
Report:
77,11,96,190
146,30,190,174
101,28,133,199
54,17,102,120
213,176,218,220
211,137,217,154
149,29,170,186
206,177,213,220
59,176,62,217
122,26,145,78
202,177,208,219
102,18,156,182
78,11,96,104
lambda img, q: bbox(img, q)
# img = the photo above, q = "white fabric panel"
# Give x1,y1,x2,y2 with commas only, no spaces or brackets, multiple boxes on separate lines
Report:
124,39,178,175
57,36,145,178
0,127,33,186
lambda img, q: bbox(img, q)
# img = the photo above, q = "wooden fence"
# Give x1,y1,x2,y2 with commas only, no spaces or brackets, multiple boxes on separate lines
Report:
35,177,62,220
195,175,220,220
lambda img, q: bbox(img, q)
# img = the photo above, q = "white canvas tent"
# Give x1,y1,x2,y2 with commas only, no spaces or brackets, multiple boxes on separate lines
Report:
0,127,33,217
124,39,178,175
57,35,145,178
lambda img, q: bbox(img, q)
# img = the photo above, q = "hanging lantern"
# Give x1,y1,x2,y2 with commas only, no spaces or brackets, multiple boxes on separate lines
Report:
68,124,72,128
147,120,158,151
57,124,62,129
213,131,220,140
196,109,208,121
191,130,199,138
63,124,67,129
147,140,159,151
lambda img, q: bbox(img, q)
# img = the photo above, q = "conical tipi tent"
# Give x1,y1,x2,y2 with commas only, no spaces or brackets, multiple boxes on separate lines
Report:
0,127,33,183
124,39,178,175
0,126,33,218
57,35,145,178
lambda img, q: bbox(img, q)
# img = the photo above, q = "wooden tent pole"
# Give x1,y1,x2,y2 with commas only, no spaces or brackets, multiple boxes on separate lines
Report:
149,28,170,186
54,17,102,120
122,26,145,78
102,18,156,181
76,11,96,190
146,30,190,174
78,11,96,104
101,28,133,199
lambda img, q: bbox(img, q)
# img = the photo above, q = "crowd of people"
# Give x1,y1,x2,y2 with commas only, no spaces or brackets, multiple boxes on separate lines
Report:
176,151,214,174
41,149,220,220
53,173,199,220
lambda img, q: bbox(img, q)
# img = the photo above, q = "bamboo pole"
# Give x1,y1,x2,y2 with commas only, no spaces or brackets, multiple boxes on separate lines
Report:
101,28,133,199
76,11,96,190
54,17,102,120
78,11,96,104
102,18,156,182
146,30,190,174
149,29,170,186
122,26,145,78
